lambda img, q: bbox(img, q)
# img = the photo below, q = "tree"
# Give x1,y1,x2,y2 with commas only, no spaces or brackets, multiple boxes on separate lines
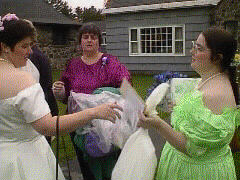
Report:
44,0,74,19
75,6,105,22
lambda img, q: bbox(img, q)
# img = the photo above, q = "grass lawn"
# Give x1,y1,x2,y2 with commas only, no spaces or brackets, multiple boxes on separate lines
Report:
51,70,240,179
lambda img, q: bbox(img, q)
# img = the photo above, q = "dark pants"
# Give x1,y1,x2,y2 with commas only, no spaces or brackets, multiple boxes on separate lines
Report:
70,132,96,180
45,136,51,146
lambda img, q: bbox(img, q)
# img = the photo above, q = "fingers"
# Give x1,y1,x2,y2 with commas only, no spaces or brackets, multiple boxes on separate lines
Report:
113,109,121,119
53,81,64,88
52,81,65,92
109,103,123,112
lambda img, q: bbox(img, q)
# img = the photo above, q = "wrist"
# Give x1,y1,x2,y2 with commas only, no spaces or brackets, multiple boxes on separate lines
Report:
86,108,97,120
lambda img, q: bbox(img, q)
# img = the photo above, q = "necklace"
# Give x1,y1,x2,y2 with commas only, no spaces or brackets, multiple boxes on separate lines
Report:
197,73,223,90
0,58,14,67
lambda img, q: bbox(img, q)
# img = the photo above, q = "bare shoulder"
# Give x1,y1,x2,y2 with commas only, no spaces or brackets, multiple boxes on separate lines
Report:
0,69,36,99
203,83,236,114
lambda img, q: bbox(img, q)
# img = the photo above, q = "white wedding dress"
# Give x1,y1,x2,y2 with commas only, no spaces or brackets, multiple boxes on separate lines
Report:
0,83,65,180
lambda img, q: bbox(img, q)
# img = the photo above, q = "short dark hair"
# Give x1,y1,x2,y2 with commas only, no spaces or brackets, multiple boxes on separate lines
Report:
78,22,102,45
0,18,36,51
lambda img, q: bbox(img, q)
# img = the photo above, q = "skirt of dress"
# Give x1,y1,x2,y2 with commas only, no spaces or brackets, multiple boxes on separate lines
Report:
156,143,237,180
0,135,65,180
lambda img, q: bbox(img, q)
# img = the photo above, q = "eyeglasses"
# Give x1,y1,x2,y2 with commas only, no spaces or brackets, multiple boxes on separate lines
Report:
82,34,98,40
192,41,210,52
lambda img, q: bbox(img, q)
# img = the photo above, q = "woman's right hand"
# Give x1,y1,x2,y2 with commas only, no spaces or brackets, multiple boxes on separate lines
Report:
52,81,65,100
91,102,123,123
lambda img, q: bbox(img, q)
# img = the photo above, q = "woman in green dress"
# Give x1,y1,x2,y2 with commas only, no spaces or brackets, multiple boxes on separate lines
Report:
138,27,239,179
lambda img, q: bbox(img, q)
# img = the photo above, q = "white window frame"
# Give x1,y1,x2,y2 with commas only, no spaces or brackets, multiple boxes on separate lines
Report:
129,25,185,56
101,32,107,46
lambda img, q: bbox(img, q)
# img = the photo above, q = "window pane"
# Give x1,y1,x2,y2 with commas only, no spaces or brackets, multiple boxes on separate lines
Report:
131,42,138,53
175,27,183,40
162,27,166,33
162,47,167,53
140,29,145,34
131,29,137,41
141,35,145,40
152,47,156,53
175,41,183,54
167,27,172,33
168,34,172,40
146,28,150,34
141,41,146,53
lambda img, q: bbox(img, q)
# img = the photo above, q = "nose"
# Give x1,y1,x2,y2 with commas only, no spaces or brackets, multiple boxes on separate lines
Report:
28,46,33,55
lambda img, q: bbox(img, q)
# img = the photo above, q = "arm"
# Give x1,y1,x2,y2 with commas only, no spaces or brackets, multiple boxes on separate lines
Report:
109,55,131,87
31,103,122,136
138,113,187,154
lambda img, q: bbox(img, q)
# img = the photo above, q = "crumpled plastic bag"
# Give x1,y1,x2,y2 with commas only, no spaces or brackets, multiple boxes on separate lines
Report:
68,90,140,154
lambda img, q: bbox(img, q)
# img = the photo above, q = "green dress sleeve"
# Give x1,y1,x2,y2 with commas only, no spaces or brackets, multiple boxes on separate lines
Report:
172,91,237,157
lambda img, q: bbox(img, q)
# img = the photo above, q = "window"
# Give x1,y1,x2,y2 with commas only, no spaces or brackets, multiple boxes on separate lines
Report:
101,32,107,46
129,25,185,56
52,25,68,45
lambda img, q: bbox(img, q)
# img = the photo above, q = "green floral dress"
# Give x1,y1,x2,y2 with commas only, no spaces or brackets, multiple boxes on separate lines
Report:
156,86,240,179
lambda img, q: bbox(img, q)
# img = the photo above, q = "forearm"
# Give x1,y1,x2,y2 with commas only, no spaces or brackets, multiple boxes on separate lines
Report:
149,116,187,154
33,108,95,136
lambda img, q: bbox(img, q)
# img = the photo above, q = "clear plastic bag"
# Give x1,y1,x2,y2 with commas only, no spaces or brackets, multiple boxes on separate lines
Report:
68,90,140,156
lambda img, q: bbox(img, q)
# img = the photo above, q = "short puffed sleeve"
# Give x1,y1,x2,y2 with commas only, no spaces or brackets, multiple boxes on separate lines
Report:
172,92,236,157
14,83,51,123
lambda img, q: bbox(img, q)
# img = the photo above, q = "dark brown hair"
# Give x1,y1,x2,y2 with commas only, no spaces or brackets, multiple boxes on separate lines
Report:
203,27,240,153
0,18,36,52
78,22,102,45
202,26,238,104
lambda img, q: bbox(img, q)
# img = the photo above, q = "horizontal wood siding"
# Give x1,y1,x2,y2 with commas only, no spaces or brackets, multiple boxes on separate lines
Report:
106,7,212,73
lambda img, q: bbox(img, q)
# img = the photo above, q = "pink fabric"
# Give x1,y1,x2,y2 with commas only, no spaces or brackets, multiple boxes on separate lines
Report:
61,53,131,97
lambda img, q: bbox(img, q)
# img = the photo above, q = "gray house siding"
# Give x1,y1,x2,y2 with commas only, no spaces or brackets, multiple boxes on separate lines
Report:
106,7,212,74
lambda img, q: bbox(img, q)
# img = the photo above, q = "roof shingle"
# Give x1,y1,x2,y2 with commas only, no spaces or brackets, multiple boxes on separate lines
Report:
1,0,80,25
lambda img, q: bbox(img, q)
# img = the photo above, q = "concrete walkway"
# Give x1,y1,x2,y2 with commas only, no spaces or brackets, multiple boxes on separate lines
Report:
59,159,83,180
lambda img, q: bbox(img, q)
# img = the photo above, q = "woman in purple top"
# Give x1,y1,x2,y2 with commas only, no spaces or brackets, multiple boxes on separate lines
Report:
53,22,131,180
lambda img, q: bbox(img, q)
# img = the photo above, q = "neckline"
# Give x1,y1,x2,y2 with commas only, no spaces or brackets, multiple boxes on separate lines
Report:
81,53,104,66
0,58,15,68
190,90,236,116
197,73,223,90
0,83,40,102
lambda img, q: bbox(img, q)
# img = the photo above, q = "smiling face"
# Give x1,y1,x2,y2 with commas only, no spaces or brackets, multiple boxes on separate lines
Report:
81,33,99,53
7,36,33,67
191,33,213,74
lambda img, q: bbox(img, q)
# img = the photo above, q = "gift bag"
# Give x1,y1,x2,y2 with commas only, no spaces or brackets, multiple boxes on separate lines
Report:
112,128,157,180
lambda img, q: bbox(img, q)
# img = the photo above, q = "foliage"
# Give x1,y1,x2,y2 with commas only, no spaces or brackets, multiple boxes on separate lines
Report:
234,53,240,64
44,0,75,19
75,6,105,22
147,71,188,98
44,0,105,22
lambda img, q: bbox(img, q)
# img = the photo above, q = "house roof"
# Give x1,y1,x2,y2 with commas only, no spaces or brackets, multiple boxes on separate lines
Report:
107,0,192,8
1,0,81,26
103,0,221,14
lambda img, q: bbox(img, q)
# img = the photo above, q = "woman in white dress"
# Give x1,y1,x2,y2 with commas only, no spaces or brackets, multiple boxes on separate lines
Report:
0,14,122,180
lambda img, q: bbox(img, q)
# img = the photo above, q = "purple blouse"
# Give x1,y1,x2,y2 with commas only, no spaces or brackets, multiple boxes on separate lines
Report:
61,53,131,97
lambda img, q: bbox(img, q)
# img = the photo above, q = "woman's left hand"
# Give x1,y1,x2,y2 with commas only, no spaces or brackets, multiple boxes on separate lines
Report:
137,112,154,129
